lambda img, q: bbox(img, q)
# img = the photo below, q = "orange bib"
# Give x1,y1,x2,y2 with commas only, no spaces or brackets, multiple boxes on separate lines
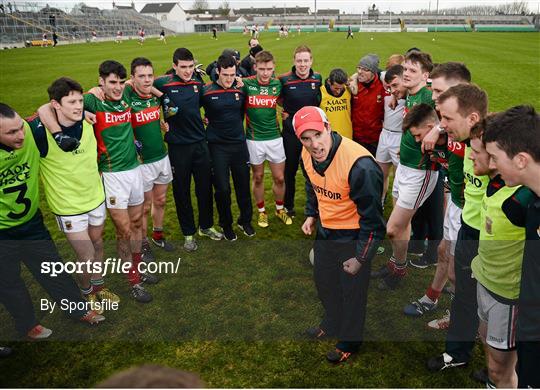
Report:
302,137,371,229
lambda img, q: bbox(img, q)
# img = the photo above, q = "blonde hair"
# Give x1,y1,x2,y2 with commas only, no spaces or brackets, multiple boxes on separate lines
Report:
386,54,404,69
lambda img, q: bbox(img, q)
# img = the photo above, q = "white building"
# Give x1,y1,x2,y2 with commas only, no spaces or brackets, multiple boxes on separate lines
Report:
139,2,186,22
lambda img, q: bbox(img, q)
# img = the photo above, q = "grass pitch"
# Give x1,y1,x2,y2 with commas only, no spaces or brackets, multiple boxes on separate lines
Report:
0,32,539,387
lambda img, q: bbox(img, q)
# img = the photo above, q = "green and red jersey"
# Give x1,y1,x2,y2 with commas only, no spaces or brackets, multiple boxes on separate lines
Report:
447,140,466,208
241,76,282,141
83,93,138,173
399,86,437,170
123,85,167,164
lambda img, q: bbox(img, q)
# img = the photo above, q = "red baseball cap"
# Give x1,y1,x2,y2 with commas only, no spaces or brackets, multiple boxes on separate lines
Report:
292,106,329,139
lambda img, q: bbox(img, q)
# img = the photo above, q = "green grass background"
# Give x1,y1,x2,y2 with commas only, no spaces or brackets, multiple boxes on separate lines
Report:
0,31,539,387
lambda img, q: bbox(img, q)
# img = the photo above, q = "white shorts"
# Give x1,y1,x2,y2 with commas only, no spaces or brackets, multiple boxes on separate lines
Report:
443,200,462,256
246,138,286,165
140,155,173,193
392,164,439,210
55,202,106,233
477,282,518,350
102,166,144,209
375,129,401,167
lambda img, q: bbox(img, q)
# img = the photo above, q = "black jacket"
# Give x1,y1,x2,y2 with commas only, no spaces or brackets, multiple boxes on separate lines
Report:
301,132,386,262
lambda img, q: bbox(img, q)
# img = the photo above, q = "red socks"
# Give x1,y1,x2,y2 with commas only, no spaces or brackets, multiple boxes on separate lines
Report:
426,285,442,302
126,253,142,286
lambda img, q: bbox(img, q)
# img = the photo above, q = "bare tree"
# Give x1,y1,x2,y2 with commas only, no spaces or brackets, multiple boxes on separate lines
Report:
218,0,230,16
192,0,209,11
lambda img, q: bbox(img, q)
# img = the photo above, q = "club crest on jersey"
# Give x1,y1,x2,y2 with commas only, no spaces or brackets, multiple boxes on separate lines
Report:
235,93,239,101
311,83,316,90
109,196,116,205
485,216,493,235
121,101,129,109
4,151,16,161
272,87,277,94
377,95,382,103
65,221,72,231
193,85,198,93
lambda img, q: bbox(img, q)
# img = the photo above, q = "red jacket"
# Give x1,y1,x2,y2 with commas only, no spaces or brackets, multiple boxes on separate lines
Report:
351,73,388,145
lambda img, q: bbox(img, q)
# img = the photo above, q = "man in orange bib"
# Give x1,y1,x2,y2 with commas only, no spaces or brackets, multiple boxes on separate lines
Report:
294,106,386,363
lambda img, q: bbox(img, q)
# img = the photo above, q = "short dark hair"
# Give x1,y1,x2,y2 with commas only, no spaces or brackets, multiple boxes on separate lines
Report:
248,37,258,47
438,84,488,119
0,102,17,119
470,117,488,143
255,50,274,64
384,64,404,84
404,51,433,73
249,44,263,57
99,60,127,79
403,103,438,131
431,62,471,83
405,47,421,55
216,54,237,71
328,68,348,85
484,105,540,162
47,77,83,102
173,48,194,64
131,57,153,75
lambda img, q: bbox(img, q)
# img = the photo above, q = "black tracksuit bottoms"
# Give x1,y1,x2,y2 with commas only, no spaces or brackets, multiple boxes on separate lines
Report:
409,172,445,259
282,119,304,213
313,225,372,346
0,211,87,336
208,142,253,227
445,221,480,362
168,141,214,236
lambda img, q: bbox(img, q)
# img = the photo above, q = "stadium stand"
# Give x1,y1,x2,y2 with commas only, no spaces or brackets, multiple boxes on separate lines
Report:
228,9,538,33
0,2,172,46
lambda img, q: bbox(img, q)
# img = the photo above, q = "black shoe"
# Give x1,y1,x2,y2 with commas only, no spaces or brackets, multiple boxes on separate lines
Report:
427,353,468,372
371,264,389,278
141,243,155,262
0,347,12,357
140,272,159,285
408,239,426,256
326,348,356,364
410,255,437,269
305,327,333,340
471,368,489,384
378,273,403,290
237,222,256,237
223,225,237,241
151,237,175,252
131,284,153,303
53,132,80,152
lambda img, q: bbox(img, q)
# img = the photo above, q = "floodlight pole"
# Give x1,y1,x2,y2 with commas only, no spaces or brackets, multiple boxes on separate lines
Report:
314,0,317,32
435,0,439,32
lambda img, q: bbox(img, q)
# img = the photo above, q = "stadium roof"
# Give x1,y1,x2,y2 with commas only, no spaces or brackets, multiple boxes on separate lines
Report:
140,2,177,13
317,9,340,15
185,8,223,15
